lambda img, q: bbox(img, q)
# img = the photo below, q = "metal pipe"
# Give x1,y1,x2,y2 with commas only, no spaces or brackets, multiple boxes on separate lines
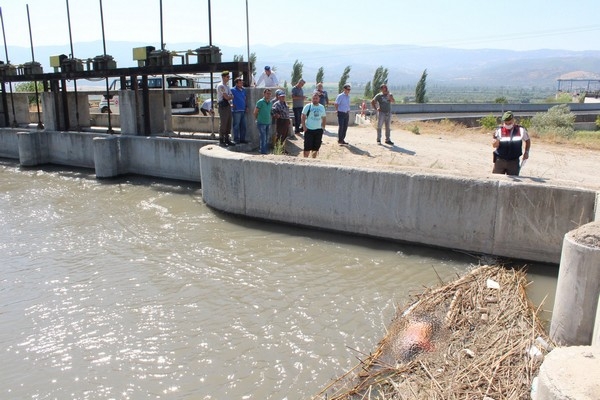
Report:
99,0,113,134
208,0,215,137
26,4,43,129
246,0,252,86
159,0,169,136
0,7,18,127
66,0,80,129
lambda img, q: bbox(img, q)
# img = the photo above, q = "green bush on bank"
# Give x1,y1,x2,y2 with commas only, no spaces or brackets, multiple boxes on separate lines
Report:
530,104,575,138
478,114,498,130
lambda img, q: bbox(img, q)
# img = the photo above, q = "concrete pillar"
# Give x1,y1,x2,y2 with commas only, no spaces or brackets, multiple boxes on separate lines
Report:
550,221,600,345
120,90,172,135
535,346,600,400
93,136,119,178
41,92,91,131
17,130,46,166
119,90,138,135
2,93,31,127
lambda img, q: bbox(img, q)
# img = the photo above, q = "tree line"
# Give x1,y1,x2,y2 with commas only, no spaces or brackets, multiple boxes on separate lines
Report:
234,53,428,104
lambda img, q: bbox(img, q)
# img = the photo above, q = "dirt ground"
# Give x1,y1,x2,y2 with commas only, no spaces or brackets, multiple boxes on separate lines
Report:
281,117,600,191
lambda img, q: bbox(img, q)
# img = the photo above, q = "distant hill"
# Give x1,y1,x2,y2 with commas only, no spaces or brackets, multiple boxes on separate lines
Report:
5,41,600,89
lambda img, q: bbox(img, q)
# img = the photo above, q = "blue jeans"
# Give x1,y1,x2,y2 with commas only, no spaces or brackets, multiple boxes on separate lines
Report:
257,123,270,154
232,111,246,143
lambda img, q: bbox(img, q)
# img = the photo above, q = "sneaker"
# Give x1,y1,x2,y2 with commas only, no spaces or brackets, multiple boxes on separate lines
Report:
226,140,236,146
338,141,349,146
377,140,382,145
385,140,394,145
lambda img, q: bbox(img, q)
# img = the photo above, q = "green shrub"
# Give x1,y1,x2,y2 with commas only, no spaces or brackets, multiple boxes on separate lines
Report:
15,81,44,105
478,114,498,130
596,115,600,129
273,139,285,155
518,117,531,130
530,104,575,138
411,125,420,135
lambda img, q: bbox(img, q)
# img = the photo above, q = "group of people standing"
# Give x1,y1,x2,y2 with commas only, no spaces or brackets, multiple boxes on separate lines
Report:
216,66,328,158
254,86,326,158
215,66,530,176
215,72,249,147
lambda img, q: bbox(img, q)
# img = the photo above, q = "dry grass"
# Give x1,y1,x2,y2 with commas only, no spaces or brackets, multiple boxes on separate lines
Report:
396,118,600,150
313,265,553,400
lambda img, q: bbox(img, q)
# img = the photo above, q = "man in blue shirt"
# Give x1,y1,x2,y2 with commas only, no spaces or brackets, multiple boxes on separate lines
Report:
231,77,248,144
335,84,352,145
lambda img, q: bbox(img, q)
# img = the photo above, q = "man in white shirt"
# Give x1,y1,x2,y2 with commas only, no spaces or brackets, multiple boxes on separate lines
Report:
255,65,279,87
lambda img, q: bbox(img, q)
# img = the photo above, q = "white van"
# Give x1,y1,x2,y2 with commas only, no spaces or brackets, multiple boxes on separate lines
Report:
99,74,200,115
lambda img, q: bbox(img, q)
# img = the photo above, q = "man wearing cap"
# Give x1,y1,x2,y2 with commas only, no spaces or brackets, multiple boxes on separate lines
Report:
291,78,306,134
255,65,279,87
231,77,248,144
335,84,352,145
492,111,531,176
216,71,235,146
271,90,291,152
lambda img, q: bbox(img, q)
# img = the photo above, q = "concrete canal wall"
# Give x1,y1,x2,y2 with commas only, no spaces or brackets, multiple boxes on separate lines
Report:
0,128,213,182
199,145,597,264
2,126,598,264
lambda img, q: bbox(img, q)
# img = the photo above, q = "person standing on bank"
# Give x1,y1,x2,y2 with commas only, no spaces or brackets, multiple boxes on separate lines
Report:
255,65,279,87
231,77,248,144
253,88,273,154
335,84,352,145
371,84,395,145
272,90,291,152
291,78,306,135
316,82,329,107
492,111,531,176
301,91,327,158
217,71,235,146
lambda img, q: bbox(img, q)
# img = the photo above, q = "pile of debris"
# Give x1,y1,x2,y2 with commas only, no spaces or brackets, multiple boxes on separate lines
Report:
314,265,554,399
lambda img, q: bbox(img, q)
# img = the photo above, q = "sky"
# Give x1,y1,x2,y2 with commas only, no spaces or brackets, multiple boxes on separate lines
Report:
1,0,600,54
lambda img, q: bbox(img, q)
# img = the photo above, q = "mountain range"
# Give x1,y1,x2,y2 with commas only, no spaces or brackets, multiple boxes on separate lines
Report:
6,41,600,90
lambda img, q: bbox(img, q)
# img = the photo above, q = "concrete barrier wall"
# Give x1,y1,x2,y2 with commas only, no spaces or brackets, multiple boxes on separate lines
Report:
46,131,98,168
1,93,32,127
2,126,598,262
0,128,20,158
0,128,211,182
199,146,597,264
122,135,211,181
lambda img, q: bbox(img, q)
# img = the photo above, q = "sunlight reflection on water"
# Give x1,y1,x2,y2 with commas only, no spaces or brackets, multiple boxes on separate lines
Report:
0,162,556,399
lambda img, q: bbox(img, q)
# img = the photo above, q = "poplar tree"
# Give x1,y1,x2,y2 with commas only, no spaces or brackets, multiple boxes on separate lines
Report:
371,66,389,96
364,81,372,99
415,69,428,103
291,60,304,85
338,66,351,93
316,67,324,87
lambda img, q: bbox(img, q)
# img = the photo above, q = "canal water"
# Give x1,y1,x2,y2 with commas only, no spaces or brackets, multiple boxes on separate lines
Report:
0,160,558,399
